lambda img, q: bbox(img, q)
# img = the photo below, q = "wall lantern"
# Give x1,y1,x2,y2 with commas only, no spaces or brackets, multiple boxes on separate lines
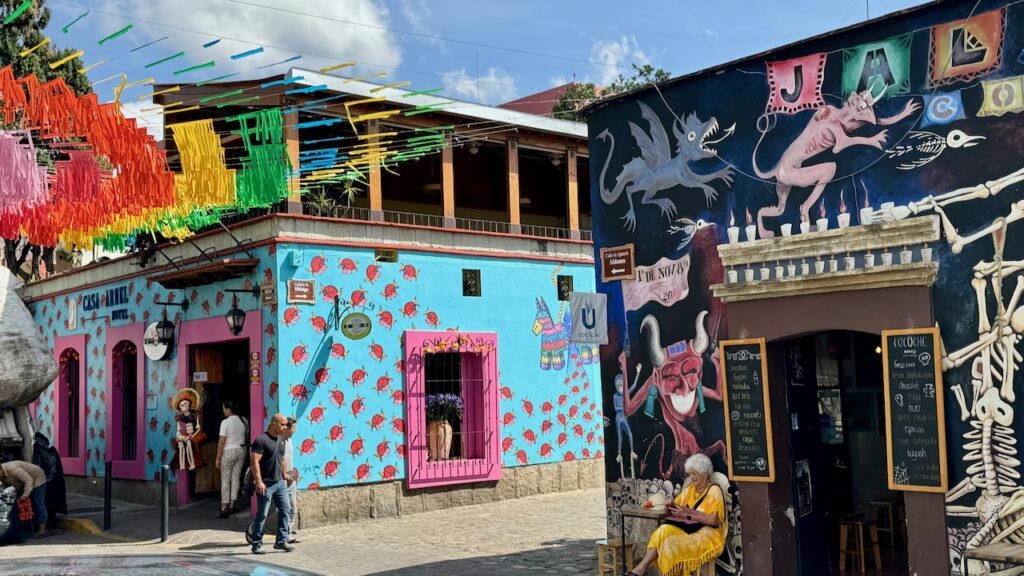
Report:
153,297,189,345
224,288,259,336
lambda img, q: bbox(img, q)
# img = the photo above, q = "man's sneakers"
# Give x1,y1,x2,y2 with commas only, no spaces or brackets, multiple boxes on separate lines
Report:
251,543,266,555
273,542,295,552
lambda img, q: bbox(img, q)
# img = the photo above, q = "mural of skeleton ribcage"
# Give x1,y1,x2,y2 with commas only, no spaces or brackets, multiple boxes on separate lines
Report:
884,169,1024,576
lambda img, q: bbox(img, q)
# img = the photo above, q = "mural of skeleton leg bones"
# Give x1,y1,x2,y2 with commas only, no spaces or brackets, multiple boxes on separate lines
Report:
882,169,1024,576
619,311,724,481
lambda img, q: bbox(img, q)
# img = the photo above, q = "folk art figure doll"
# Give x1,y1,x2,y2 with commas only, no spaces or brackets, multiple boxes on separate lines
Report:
170,388,206,470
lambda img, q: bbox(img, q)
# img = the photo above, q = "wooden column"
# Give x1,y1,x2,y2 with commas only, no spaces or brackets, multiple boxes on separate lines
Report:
367,119,383,221
566,147,580,240
506,138,521,234
283,121,302,214
442,138,455,228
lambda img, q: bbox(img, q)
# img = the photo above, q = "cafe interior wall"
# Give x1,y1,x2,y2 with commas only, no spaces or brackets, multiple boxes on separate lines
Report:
585,0,1024,572
28,240,604,493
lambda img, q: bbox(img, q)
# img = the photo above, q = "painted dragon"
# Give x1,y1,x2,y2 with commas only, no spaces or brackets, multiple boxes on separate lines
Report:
597,101,735,231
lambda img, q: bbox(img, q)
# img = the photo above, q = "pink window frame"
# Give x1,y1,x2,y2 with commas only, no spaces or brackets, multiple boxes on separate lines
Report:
105,323,146,480
53,335,87,476
174,312,264,506
403,331,501,489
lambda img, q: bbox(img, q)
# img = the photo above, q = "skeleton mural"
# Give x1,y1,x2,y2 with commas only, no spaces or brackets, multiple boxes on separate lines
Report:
597,102,735,231
586,3,1024,574
875,169,1024,576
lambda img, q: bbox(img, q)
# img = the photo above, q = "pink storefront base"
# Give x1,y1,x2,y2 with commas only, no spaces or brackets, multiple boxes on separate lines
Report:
173,312,263,506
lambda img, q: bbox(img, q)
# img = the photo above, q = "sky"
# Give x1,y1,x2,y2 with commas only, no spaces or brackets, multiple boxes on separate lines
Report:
39,0,933,138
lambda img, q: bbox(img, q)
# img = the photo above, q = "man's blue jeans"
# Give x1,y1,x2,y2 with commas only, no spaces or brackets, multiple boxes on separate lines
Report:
29,486,47,527
251,479,290,547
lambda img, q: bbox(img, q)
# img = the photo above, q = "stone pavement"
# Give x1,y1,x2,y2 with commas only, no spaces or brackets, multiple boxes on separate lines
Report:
3,488,607,575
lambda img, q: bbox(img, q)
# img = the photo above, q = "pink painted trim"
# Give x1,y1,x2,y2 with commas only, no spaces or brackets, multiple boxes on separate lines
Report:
174,311,264,506
105,323,146,480
403,331,501,489
53,335,87,476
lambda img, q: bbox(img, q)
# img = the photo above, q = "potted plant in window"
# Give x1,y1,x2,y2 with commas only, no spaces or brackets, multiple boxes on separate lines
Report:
425,393,463,461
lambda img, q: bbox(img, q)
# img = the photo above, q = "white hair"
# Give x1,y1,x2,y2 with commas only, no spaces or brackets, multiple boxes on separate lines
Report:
684,454,714,479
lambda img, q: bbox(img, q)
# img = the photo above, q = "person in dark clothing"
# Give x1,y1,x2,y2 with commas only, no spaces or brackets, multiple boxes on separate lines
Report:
32,433,66,518
249,413,292,555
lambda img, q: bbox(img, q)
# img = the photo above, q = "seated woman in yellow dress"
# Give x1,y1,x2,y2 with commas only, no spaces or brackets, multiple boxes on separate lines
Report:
630,454,727,576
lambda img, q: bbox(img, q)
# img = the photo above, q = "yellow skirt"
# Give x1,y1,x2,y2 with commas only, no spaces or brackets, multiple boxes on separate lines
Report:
648,524,723,576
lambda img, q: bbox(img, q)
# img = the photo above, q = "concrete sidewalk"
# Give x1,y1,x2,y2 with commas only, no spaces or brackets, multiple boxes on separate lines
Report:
9,488,607,575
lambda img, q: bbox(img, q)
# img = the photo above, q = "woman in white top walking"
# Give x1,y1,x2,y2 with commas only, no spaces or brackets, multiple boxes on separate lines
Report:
216,400,248,518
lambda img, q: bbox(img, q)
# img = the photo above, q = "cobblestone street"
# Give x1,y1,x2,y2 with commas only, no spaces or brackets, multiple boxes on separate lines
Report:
2,488,607,575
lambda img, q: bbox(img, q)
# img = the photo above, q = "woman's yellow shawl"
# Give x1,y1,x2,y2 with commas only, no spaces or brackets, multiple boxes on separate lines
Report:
647,483,727,576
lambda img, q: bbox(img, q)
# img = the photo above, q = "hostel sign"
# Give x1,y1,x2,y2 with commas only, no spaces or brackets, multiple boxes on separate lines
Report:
81,285,130,322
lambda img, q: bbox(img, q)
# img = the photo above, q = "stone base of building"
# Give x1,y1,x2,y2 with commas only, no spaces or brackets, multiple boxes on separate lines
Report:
298,458,604,529
65,475,178,507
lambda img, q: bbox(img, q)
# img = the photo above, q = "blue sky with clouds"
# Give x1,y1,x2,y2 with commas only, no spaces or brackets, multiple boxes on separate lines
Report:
40,0,930,135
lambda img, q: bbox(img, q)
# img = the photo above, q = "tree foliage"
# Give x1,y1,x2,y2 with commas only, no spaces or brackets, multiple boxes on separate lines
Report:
0,0,91,96
0,0,92,280
551,63,672,122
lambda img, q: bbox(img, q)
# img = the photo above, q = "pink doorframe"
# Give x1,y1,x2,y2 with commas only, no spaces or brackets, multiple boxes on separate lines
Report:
53,334,87,476
174,311,264,506
105,323,147,480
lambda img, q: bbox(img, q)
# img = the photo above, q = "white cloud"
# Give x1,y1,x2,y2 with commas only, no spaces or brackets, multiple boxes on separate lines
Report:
119,99,164,142
441,67,518,105
399,0,433,37
550,74,569,87
93,0,403,82
591,36,649,85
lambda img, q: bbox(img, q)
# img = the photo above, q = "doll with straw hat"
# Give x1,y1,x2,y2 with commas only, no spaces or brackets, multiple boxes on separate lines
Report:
170,388,206,470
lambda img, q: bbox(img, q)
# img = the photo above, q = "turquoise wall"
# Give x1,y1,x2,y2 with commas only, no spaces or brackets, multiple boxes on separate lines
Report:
29,241,603,491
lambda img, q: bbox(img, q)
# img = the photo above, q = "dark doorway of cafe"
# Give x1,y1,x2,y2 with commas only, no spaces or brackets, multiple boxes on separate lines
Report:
784,331,908,575
187,340,251,500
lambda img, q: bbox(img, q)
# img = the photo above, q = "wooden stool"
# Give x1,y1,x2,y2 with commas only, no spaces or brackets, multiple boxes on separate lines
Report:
597,538,636,576
839,517,882,573
869,499,904,549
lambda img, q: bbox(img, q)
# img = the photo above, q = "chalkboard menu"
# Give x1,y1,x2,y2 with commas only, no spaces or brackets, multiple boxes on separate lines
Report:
883,328,947,493
721,338,775,482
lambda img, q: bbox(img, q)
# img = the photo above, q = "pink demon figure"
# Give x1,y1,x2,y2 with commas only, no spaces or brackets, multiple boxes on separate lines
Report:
620,310,723,482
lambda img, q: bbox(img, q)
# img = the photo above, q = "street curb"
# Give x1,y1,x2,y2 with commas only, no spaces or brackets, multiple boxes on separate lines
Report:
57,516,102,535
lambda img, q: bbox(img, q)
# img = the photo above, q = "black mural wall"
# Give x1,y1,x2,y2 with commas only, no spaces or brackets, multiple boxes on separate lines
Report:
587,1,1024,574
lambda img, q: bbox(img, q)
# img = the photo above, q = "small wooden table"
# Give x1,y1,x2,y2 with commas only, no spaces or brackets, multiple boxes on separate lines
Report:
618,506,668,574
964,543,1024,576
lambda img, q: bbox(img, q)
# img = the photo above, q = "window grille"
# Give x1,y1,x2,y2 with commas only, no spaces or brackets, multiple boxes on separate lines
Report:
404,331,501,488
462,269,481,297
557,275,573,301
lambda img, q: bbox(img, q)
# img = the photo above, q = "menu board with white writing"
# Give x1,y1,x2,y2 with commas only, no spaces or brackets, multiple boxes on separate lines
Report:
883,328,947,492
721,338,775,483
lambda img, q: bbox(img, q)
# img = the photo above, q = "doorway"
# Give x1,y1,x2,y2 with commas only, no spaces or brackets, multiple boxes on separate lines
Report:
784,331,908,575
187,340,251,500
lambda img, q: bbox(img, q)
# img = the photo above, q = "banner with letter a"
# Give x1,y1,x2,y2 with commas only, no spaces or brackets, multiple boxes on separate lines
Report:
841,34,912,99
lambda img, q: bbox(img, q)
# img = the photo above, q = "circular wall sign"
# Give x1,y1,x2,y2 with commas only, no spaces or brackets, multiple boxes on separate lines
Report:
143,322,172,361
341,312,372,340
